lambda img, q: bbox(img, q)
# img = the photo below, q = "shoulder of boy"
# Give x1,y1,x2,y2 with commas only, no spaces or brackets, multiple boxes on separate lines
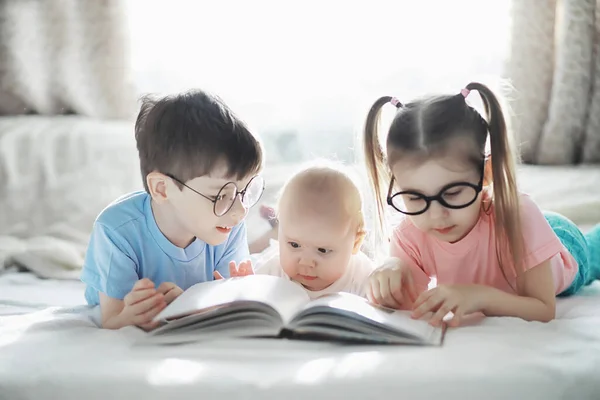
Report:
95,191,147,229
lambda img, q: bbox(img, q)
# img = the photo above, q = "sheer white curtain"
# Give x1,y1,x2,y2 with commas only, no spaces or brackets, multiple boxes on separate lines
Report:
125,0,511,165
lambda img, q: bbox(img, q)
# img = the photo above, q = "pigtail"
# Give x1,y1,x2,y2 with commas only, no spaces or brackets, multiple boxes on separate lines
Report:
363,97,401,246
466,82,525,279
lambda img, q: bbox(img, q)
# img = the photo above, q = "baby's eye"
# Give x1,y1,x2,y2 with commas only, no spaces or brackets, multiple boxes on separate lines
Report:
288,242,300,249
317,248,332,254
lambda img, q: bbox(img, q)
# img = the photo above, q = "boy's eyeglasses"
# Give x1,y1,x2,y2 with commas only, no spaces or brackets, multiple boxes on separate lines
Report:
386,172,484,216
166,174,265,217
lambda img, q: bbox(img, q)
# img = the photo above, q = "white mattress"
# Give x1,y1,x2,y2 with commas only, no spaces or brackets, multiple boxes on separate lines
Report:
0,271,599,399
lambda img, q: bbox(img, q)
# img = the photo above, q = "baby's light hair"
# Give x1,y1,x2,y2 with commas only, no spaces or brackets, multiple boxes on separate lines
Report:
276,159,366,235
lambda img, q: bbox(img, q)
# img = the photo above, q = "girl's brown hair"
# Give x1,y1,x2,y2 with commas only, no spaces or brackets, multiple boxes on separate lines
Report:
363,82,524,282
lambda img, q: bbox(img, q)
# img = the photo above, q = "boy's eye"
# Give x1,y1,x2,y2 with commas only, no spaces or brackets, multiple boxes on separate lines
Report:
288,242,300,249
317,248,331,254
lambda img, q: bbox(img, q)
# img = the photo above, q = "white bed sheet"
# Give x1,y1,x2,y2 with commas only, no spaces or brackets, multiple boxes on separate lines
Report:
0,272,599,400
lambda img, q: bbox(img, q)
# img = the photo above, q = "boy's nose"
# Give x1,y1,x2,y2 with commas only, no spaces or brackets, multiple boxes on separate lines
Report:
227,196,247,222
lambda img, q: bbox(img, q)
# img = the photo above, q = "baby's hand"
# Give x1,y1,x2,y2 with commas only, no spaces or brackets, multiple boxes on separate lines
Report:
367,257,418,309
120,278,167,330
213,260,255,280
156,282,184,305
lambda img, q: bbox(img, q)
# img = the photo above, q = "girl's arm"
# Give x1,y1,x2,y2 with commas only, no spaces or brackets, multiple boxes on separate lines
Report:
479,259,556,322
413,259,556,325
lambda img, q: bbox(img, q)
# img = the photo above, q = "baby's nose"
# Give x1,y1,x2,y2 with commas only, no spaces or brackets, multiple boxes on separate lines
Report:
298,256,316,269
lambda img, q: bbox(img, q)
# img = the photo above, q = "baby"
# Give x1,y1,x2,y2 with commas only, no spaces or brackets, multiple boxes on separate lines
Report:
250,163,375,299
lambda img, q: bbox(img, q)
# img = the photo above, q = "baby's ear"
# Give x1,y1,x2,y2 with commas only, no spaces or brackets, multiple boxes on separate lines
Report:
352,230,367,254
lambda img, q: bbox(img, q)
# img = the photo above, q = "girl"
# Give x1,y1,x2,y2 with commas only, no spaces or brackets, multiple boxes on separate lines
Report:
363,82,600,327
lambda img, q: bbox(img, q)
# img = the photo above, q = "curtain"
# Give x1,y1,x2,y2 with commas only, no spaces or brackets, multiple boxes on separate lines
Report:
504,0,600,164
0,0,135,119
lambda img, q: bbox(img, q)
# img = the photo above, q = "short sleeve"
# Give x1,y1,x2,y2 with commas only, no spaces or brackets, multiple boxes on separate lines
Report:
214,222,251,279
519,194,564,271
390,224,432,293
80,222,139,303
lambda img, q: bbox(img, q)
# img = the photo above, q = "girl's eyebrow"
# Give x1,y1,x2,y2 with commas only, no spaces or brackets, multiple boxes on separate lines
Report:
400,177,479,193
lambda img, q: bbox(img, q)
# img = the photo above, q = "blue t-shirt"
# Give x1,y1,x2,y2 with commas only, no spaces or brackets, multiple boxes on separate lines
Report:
81,191,250,305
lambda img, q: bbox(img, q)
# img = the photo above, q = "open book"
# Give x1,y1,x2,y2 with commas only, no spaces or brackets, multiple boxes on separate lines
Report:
144,275,444,345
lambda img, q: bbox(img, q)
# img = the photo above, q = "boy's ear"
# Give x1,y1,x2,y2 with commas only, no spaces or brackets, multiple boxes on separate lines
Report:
352,230,366,254
147,171,170,203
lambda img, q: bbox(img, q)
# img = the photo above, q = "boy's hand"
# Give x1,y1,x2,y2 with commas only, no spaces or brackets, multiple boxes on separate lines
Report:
156,282,184,305
213,259,255,280
367,257,418,309
119,278,167,330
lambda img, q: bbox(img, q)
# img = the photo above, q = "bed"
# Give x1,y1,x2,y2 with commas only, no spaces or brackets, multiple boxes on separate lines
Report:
1,272,599,399
1,116,600,399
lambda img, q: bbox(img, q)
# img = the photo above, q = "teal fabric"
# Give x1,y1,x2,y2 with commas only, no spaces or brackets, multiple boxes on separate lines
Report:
543,212,600,296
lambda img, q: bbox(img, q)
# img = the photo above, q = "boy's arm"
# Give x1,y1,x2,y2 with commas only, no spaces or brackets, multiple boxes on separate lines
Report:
81,223,164,328
100,279,167,330
214,222,251,279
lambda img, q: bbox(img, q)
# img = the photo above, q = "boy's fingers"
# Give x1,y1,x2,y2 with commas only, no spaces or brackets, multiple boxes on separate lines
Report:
229,261,238,276
138,320,161,332
133,303,166,326
240,261,254,275
133,278,154,291
124,288,156,306
130,293,165,316
156,282,176,294
213,271,225,280
163,286,183,304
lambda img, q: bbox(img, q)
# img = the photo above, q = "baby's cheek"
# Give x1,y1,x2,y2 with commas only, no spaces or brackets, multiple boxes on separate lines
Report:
321,258,347,282
279,256,297,277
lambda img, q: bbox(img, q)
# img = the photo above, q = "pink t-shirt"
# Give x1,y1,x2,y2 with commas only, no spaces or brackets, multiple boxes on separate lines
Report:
390,194,579,295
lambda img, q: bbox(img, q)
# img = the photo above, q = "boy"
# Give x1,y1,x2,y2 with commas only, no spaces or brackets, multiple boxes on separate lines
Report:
81,90,264,329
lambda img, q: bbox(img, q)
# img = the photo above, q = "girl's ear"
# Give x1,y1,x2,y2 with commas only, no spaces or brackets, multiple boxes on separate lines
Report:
352,230,366,254
483,156,493,186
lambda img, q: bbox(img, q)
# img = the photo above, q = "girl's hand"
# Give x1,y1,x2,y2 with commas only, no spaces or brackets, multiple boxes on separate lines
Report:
367,257,418,309
411,284,485,327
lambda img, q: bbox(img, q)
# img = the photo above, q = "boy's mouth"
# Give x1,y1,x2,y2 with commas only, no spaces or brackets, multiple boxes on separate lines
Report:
216,226,232,234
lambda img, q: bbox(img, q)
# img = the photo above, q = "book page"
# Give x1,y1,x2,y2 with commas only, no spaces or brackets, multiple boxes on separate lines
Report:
290,292,441,343
153,275,311,323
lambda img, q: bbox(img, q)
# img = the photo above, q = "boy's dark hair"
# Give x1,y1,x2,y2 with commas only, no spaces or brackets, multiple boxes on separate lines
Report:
135,90,263,192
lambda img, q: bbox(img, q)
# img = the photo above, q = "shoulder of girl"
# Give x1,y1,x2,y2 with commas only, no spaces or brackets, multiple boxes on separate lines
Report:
517,192,543,212
393,217,422,238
